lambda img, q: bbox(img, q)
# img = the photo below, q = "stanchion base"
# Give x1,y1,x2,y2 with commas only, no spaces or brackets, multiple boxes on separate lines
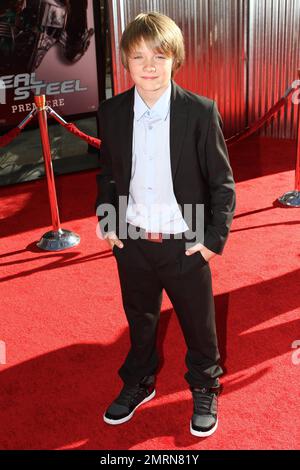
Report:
37,229,80,251
278,190,300,207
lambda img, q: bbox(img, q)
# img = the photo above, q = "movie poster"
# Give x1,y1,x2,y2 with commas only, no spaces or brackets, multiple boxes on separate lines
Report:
0,0,100,128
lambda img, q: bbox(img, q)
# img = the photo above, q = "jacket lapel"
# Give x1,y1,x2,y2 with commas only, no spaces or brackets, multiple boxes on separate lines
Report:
170,80,189,182
116,87,134,196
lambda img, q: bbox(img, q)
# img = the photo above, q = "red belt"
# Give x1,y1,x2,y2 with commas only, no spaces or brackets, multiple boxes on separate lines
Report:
144,231,163,243
127,223,183,243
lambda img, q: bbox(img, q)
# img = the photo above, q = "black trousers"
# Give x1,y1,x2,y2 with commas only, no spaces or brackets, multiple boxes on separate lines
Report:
113,225,223,388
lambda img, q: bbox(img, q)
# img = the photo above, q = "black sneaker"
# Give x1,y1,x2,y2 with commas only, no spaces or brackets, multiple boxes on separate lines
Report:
190,385,220,437
103,376,156,425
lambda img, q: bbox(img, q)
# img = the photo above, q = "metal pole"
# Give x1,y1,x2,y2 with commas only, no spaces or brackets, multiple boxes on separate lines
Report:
34,95,80,250
278,71,300,207
18,108,37,130
47,106,68,125
35,95,61,231
295,70,300,192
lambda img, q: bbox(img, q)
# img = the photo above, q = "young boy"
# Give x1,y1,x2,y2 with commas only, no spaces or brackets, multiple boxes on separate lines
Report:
95,12,235,437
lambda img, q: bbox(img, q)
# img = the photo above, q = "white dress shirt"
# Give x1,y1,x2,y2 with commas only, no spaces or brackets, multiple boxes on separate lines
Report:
126,83,189,234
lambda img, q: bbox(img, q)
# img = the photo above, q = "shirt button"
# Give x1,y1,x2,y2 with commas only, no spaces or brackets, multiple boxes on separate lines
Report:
148,125,153,130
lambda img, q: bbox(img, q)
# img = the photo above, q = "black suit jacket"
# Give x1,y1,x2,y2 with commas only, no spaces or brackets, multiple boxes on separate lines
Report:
95,80,236,254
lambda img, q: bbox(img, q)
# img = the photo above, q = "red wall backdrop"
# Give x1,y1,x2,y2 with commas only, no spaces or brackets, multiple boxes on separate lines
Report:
108,0,300,139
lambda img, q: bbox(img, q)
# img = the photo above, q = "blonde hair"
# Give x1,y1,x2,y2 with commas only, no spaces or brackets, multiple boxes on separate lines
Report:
120,12,185,76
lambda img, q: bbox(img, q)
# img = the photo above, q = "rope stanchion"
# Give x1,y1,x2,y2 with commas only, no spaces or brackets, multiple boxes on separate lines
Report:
34,95,80,251
0,95,101,250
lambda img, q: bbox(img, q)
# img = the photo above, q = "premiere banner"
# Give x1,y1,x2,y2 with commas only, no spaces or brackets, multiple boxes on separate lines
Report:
0,0,100,128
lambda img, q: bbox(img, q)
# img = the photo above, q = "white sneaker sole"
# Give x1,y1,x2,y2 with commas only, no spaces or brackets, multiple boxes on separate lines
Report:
190,418,218,437
103,389,156,425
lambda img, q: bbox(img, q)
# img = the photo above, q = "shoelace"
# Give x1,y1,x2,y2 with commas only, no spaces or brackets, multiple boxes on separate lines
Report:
192,389,217,416
117,384,147,407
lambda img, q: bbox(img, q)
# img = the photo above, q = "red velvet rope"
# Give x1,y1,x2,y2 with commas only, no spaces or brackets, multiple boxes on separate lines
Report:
0,127,21,148
226,86,296,146
63,123,101,149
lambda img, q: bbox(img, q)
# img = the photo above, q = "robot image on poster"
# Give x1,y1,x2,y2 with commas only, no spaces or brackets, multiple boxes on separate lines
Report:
0,0,94,74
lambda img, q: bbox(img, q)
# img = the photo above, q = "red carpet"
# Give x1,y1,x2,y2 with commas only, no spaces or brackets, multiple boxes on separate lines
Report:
0,136,299,450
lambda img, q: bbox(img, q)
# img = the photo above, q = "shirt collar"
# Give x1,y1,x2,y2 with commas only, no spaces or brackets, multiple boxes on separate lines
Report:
134,82,171,121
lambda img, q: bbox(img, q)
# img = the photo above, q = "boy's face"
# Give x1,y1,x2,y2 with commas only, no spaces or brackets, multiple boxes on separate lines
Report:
127,38,173,98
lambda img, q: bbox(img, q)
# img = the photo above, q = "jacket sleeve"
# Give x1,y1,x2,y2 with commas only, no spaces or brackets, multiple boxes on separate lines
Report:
201,101,236,254
95,104,118,238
